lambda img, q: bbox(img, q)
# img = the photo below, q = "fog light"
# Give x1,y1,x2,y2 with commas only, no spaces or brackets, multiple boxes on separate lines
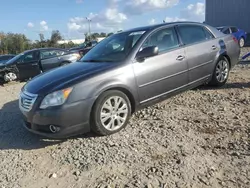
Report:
49,125,60,133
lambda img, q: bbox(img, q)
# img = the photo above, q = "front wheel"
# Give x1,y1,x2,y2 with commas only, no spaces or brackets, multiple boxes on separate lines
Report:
4,72,17,82
239,37,245,48
209,57,230,87
91,90,131,136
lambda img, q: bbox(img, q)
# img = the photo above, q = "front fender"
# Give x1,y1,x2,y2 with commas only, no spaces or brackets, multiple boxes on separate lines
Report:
69,64,139,105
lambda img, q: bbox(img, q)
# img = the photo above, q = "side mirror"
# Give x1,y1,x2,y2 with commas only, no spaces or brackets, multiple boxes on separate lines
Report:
136,46,159,61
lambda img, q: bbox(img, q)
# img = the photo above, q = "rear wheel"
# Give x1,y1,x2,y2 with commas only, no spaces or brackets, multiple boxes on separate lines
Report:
239,37,245,48
91,90,131,136
209,57,230,87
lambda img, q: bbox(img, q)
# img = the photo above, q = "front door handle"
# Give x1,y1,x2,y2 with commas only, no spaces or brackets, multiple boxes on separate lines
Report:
212,45,217,50
176,55,185,61
31,63,37,66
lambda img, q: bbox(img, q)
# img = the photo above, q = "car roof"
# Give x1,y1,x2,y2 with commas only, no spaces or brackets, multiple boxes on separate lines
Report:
119,21,206,33
23,48,67,53
218,26,237,29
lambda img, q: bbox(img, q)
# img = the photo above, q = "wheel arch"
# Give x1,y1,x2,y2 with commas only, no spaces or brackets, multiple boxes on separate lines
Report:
92,84,137,114
215,50,231,70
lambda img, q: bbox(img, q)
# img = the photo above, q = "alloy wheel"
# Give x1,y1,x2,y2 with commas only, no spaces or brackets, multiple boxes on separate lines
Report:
216,60,229,83
240,38,245,48
100,96,129,131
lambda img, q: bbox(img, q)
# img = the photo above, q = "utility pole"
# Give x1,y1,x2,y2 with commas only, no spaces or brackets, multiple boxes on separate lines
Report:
86,17,91,39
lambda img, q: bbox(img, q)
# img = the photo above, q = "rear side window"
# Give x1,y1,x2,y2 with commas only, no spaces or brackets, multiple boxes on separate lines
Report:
203,27,214,40
178,25,208,45
40,50,65,59
230,27,238,33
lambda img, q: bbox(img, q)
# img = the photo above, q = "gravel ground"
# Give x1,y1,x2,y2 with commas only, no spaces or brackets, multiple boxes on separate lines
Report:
0,49,249,188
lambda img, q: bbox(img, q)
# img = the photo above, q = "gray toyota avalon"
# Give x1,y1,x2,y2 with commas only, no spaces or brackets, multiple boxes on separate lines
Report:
19,22,240,138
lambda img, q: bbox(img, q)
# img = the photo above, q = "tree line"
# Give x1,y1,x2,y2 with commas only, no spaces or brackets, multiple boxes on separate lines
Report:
0,30,114,55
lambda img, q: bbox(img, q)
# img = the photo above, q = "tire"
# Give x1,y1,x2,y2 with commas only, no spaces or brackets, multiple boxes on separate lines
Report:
209,56,230,87
4,72,17,82
239,37,245,48
91,90,131,136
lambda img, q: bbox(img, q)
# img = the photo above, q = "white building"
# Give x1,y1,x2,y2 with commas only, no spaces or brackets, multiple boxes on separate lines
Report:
57,39,85,45
57,37,106,45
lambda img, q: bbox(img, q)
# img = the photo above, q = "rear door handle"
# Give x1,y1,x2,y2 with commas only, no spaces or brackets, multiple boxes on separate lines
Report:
31,63,37,66
212,45,217,50
176,55,185,61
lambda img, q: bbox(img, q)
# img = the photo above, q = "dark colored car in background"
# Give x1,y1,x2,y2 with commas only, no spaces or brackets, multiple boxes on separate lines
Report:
19,22,240,138
0,54,15,64
69,40,98,57
217,26,247,47
0,48,80,82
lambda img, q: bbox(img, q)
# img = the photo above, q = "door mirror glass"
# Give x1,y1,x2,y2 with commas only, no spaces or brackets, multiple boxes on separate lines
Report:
136,46,159,60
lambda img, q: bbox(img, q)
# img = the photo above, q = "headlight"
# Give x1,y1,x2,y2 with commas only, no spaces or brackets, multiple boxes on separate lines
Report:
40,88,73,109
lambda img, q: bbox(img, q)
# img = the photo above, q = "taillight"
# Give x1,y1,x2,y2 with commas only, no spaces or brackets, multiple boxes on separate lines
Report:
232,36,238,43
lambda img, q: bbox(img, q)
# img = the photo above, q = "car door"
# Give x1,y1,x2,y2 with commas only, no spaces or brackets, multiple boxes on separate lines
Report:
133,26,188,104
16,51,41,80
40,49,65,71
177,24,219,84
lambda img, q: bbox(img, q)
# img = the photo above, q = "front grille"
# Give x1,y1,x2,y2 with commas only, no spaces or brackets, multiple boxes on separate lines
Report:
19,91,38,112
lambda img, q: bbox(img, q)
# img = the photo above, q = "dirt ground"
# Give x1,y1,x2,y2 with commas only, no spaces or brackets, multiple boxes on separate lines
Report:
0,50,249,188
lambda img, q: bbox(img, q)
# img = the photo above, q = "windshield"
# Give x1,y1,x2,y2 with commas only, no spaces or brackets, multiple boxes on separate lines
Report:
80,30,146,63
217,27,224,32
4,53,23,65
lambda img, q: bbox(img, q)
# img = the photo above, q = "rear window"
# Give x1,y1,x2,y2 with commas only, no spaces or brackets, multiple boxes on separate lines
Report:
223,28,231,34
178,25,208,45
230,27,238,33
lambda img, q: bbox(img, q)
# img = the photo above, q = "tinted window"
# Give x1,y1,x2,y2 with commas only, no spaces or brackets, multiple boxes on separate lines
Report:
223,28,231,34
178,25,208,45
40,50,65,59
81,30,146,62
231,27,238,33
203,27,214,40
142,27,179,53
217,27,223,32
23,51,38,63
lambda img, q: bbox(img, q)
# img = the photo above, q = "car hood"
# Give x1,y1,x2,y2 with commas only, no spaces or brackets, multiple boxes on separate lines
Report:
24,61,119,95
0,60,16,68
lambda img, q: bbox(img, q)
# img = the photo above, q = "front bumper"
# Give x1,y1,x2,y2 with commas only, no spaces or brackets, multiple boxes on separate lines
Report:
20,98,95,138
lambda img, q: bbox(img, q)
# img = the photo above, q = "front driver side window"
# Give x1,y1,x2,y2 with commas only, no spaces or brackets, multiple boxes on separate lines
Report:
141,27,179,53
23,52,37,63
